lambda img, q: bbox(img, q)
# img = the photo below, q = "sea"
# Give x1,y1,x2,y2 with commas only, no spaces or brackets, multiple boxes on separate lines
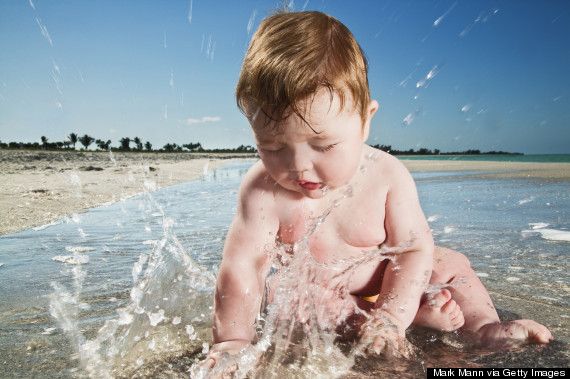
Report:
0,155,568,378
396,153,570,163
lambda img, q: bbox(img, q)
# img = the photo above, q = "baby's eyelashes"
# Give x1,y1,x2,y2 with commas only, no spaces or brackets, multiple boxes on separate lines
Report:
259,145,285,153
312,143,339,152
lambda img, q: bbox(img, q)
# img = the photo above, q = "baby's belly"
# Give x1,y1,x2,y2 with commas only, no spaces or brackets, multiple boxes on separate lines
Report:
345,257,389,298
309,252,389,299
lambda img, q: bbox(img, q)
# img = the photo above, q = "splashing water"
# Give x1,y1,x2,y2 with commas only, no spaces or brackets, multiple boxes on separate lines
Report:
48,172,425,378
50,210,218,378
28,161,568,377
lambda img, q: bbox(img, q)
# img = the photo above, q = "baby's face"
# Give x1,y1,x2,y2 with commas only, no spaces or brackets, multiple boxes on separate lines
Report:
250,91,375,199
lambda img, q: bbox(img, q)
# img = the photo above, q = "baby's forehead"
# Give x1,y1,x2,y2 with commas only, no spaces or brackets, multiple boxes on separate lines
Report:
252,116,326,138
250,90,356,127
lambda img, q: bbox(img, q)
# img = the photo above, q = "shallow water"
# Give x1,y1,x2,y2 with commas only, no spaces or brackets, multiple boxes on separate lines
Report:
0,162,568,378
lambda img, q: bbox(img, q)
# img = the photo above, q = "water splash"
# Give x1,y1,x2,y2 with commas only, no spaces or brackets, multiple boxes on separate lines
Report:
416,64,441,88
247,10,258,36
187,0,193,23
50,206,218,377
433,1,457,27
459,8,499,38
189,186,421,377
35,17,54,46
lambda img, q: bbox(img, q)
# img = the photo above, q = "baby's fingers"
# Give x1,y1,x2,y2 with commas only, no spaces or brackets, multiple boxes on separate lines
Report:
371,334,387,355
201,356,217,370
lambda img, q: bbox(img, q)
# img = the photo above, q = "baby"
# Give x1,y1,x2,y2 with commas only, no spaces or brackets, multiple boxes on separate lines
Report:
202,10,552,370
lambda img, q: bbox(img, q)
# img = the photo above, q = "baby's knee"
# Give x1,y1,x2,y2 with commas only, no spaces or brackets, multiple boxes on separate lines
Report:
432,246,472,282
435,246,471,267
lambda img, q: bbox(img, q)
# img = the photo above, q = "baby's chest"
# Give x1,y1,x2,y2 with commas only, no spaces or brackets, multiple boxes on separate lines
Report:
310,204,386,262
278,197,387,263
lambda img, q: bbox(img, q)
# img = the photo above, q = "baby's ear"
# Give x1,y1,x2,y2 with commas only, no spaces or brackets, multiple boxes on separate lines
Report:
362,100,379,141
368,100,379,118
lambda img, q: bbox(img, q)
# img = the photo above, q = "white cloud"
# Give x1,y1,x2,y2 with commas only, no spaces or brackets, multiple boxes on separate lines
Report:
184,116,221,125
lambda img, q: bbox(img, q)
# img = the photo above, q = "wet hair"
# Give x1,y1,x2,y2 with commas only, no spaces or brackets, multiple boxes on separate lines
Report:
235,11,370,131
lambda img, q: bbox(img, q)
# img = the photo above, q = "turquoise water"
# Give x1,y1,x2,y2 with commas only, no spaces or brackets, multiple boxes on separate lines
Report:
0,162,568,377
398,154,570,163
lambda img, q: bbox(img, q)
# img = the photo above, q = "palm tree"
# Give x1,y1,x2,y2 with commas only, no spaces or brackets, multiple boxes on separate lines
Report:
96,139,112,151
182,142,202,152
133,137,143,151
119,137,131,151
41,136,48,150
78,134,95,150
163,143,176,152
67,133,78,150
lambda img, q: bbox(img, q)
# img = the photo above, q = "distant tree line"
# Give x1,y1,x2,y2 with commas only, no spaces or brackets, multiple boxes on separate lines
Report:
370,144,522,156
0,134,522,156
0,133,257,154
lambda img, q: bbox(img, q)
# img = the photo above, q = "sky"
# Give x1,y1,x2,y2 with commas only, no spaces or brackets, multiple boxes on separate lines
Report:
1,0,569,154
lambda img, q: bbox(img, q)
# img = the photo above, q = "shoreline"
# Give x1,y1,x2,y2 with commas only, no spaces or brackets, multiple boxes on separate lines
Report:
1,150,568,236
400,159,570,180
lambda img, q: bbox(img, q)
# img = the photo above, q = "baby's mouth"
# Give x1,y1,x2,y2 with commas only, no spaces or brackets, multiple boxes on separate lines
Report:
297,180,321,191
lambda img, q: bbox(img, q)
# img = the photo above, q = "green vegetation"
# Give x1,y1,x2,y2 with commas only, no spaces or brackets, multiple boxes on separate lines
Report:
0,134,257,154
0,135,522,156
370,144,523,156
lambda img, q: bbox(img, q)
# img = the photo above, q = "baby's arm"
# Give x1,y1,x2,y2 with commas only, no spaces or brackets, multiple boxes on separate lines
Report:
370,158,434,339
209,165,279,355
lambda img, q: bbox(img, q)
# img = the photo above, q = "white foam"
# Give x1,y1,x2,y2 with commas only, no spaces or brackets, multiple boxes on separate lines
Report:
518,196,536,205
529,222,550,229
148,309,165,326
522,228,570,242
427,215,441,223
52,255,90,264
65,246,94,253
41,327,57,335
33,220,61,231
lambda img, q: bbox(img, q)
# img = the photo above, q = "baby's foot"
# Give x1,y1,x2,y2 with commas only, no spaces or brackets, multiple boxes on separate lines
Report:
413,289,465,331
477,320,553,347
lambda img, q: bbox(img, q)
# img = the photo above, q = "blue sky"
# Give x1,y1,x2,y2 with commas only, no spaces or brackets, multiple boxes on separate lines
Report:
1,0,569,154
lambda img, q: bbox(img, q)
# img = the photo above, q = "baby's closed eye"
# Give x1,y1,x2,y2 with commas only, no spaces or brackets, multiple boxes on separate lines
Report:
312,142,339,152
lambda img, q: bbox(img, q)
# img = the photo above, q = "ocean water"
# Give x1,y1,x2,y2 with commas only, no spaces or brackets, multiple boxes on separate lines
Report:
399,154,570,163
0,161,568,378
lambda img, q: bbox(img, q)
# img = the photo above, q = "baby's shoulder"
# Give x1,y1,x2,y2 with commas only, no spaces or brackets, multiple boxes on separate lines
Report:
236,161,280,209
362,146,412,183
237,161,271,197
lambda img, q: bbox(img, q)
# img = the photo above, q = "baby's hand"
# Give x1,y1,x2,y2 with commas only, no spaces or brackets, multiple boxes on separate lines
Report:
196,340,251,376
359,310,413,358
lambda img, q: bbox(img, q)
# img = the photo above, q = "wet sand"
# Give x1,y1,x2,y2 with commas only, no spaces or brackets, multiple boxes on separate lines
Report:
401,159,570,180
0,150,568,236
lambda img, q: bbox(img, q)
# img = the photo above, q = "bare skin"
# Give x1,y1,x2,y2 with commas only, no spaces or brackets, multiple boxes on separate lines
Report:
413,288,465,332
201,92,552,373
426,246,552,345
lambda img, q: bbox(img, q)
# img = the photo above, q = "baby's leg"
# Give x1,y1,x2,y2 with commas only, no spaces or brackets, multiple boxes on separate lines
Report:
429,246,499,332
428,246,552,345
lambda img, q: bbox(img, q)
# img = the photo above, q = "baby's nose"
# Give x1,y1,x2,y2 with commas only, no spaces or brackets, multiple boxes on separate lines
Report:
288,150,313,172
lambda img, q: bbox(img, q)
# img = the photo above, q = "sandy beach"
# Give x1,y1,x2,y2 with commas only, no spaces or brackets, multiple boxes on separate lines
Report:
0,150,257,236
0,150,568,236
